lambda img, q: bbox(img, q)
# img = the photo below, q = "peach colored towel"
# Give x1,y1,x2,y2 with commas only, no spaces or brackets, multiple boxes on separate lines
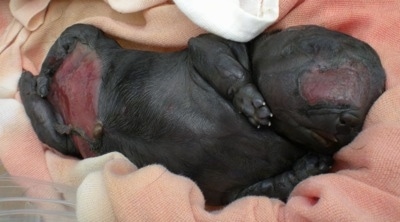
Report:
1,0,400,221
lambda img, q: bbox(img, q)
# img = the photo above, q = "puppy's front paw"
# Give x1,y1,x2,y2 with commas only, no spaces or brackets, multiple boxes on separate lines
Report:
233,84,272,127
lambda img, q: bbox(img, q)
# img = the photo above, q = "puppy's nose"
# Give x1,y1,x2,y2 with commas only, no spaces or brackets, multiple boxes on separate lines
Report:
337,111,361,134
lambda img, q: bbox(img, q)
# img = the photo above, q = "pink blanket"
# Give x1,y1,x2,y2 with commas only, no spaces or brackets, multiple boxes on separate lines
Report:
1,0,400,221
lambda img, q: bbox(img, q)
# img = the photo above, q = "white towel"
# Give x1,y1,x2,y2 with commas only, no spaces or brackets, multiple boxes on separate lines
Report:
103,0,279,42
174,0,279,42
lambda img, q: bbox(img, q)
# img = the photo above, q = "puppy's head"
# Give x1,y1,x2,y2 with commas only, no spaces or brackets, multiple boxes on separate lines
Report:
250,25,385,154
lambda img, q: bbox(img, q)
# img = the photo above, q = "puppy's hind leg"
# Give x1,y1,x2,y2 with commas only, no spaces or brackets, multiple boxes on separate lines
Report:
19,71,80,157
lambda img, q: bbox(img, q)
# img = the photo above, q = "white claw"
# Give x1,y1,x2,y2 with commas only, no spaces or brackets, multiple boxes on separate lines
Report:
268,122,272,127
257,125,260,129
269,113,273,118
262,102,266,106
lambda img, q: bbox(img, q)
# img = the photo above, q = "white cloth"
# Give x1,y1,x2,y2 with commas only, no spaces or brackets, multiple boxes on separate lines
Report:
174,0,279,42
103,0,279,42
103,0,166,13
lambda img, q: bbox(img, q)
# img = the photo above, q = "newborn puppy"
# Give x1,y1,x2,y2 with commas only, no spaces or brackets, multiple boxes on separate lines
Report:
19,24,385,205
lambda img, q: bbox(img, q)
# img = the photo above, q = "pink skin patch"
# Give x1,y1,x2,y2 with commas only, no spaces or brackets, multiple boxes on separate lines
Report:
48,43,102,158
299,67,365,107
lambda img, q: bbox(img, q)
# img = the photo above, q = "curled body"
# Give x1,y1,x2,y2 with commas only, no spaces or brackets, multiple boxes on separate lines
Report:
19,24,385,205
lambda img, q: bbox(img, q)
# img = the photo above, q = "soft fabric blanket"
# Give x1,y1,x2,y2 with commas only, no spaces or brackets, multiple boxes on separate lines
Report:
1,0,400,221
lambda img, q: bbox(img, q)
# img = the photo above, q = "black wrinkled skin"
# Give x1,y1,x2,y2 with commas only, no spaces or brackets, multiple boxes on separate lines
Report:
19,24,385,205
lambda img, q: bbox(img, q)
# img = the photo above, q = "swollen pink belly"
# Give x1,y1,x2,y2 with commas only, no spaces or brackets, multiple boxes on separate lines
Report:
48,43,102,157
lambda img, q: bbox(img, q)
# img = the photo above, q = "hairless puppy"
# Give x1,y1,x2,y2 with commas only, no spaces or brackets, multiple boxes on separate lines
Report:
19,24,385,205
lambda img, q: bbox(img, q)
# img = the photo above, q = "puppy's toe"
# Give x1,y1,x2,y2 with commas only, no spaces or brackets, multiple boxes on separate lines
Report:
233,84,272,127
